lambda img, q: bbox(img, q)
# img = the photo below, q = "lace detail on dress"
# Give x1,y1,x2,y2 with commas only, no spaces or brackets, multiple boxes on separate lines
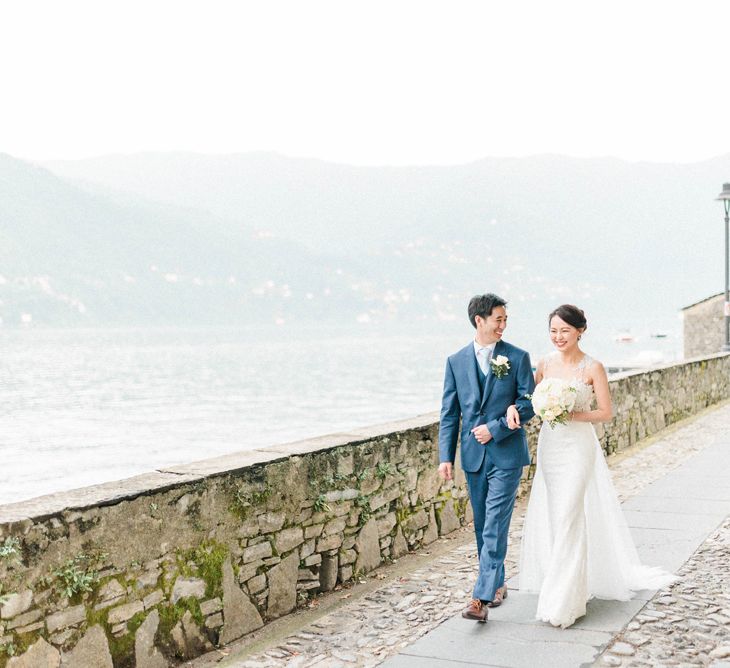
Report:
572,355,594,411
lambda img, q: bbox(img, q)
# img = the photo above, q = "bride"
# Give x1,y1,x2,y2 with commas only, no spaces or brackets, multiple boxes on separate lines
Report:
507,304,676,628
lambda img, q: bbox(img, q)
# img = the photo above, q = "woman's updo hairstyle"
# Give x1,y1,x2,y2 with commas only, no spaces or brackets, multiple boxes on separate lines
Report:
549,304,587,331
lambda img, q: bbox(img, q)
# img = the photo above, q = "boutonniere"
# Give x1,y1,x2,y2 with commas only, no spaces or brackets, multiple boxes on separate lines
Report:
490,355,511,379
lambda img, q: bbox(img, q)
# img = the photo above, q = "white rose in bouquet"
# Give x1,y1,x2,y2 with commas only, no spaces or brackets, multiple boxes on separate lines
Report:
529,378,578,428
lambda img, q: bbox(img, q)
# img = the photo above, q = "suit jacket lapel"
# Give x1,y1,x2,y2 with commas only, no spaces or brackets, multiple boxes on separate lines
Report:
480,340,502,409
461,344,481,406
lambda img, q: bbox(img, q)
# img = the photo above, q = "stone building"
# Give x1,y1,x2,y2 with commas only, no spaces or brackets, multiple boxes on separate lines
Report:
682,292,726,358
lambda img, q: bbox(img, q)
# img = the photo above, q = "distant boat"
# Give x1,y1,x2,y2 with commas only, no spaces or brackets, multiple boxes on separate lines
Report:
650,332,669,339
614,331,635,342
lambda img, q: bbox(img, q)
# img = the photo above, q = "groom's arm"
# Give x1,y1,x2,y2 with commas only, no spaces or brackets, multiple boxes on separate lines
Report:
438,358,460,465
486,351,535,442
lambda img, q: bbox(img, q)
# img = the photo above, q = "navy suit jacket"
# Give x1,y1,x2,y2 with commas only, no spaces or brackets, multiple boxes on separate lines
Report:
438,339,535,472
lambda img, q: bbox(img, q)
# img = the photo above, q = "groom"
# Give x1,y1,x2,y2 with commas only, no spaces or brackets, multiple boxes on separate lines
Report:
438,293,535,622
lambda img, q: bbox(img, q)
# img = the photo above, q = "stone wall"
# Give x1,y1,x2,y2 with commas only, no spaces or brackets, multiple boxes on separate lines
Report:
683,292,726,358
0,353,728,667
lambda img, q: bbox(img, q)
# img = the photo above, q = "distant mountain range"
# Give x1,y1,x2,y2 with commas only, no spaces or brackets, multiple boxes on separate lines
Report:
0,150,727,329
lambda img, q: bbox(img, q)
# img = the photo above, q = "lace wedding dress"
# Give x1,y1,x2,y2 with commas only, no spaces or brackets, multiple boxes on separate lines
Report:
519,354,676,628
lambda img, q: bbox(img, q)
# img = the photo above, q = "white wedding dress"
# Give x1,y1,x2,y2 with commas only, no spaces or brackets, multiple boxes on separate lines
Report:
519,354,676,628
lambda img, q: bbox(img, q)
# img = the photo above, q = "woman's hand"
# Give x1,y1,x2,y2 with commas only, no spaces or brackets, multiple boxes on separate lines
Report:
506,404,520,430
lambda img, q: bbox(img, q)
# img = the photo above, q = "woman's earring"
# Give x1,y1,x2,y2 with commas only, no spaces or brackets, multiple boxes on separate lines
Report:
578,334,582,340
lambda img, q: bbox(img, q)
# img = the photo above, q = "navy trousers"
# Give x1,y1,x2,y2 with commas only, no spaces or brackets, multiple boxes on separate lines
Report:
466,453,523,601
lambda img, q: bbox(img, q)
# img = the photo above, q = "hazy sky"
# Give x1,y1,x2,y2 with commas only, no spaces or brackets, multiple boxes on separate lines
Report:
2,0,729,165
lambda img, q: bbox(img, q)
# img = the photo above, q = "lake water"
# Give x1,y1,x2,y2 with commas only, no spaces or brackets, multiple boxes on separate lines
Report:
0,323,681,505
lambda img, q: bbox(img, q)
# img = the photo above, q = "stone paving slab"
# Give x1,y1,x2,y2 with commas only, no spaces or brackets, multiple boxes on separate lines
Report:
381,657,507,668
636,476,730,500
485,592,647,634
622,494,729,516
628,526,704,547
622,509,720,533
670,457,730,478
634,541,704,573
569,599,650,634
383,616,613,668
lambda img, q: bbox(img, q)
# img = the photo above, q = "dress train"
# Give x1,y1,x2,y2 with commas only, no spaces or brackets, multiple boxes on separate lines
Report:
520,391,676,628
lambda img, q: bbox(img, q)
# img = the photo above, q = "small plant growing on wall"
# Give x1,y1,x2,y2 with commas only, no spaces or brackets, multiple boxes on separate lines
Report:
323,472,351,489
313,494,331,514
227,480,271,519
355,495,372,526
53,553,105,599
375,462,396,480
0,537,20,560
1,641,16,657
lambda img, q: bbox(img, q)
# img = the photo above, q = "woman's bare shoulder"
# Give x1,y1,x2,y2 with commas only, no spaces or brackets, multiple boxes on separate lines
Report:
585,355,607,378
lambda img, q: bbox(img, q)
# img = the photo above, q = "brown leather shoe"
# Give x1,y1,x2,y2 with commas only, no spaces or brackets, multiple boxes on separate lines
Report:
486,586,508,608
461,598,488,622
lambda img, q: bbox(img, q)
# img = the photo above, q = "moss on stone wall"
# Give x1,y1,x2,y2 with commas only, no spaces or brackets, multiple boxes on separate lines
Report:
156,598,205,658
108,609,148,667
176,540,228,599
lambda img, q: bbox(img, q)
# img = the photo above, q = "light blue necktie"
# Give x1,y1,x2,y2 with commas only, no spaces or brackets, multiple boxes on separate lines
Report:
478,346,493,375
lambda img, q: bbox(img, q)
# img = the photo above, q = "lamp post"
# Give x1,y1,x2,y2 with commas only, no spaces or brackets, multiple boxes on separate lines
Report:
716,183,730,352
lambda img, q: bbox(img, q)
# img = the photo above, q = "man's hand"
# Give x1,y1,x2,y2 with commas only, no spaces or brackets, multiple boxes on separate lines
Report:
471,424,492,444
438,462,454,480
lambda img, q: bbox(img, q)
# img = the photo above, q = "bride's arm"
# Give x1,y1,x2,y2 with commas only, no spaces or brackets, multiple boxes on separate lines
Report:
534,357,544,384
571,361,613,423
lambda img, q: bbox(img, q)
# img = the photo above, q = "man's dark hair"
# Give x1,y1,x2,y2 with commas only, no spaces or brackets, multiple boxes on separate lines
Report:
468,293,507,328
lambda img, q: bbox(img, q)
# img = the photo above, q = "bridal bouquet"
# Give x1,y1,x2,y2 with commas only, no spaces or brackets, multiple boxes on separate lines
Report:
529,378,578,428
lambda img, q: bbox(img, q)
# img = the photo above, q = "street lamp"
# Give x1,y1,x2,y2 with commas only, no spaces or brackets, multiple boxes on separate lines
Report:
716,183,730,352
